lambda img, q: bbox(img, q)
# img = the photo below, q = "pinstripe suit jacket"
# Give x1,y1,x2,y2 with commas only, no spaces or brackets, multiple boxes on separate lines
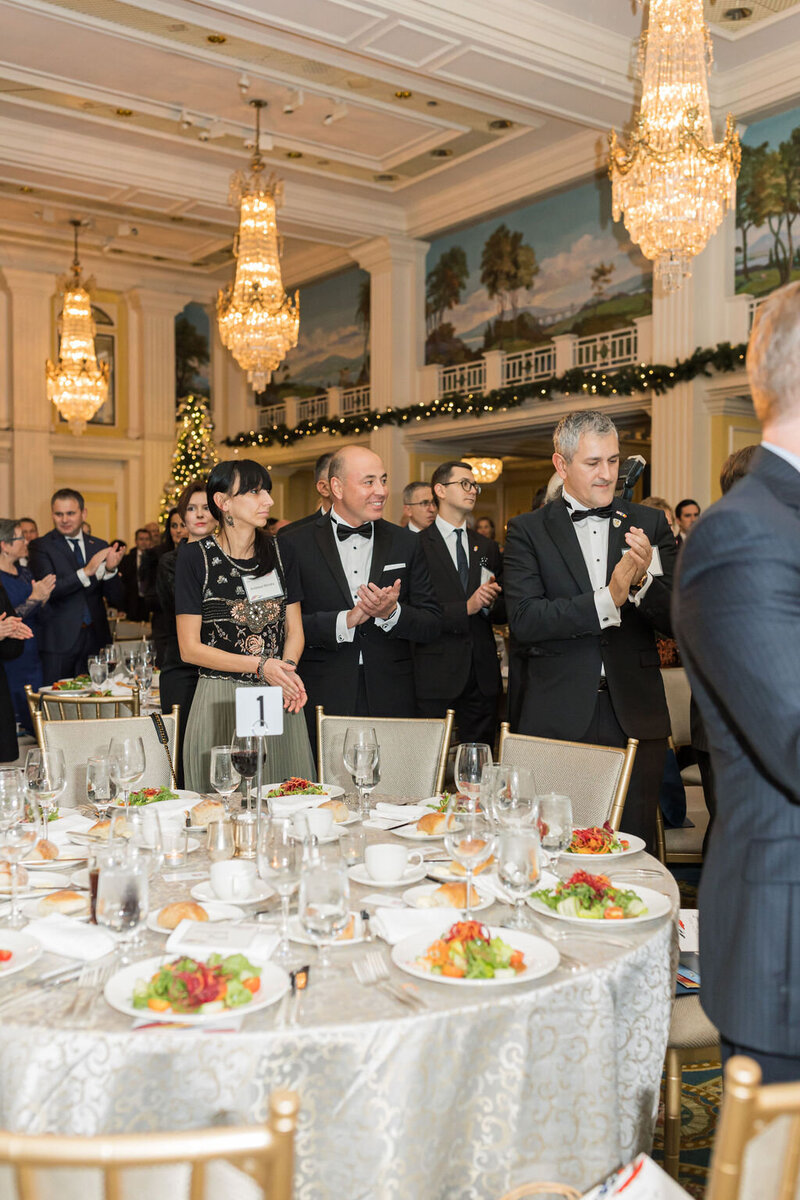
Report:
674,446,800,1053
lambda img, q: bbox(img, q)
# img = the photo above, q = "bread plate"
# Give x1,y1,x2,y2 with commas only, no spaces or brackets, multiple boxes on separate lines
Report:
104,954,290,1024
26,848,89,870
391,926,559,987
402,882,492,912
0,870,71,897
146,901,245,933
21,891,91,920
393,820,462,842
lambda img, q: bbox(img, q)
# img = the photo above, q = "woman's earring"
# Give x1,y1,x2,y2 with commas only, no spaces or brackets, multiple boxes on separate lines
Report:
224,513,234,528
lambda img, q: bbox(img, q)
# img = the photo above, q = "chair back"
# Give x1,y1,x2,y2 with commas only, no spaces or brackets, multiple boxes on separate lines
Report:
707,1055,800,1200
661,666,692,749
498,724,637,831
112,620,152,641
32,709,179,803
0,1090,298,1200
316,707,454,799
25,686,139,735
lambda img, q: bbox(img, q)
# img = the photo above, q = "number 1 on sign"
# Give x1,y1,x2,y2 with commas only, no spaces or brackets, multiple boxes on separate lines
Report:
235,686,284,738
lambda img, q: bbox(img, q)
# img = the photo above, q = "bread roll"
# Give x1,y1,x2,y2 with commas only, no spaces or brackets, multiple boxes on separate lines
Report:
416,812,446,835
0,861,27,887
320,799,350,823
449,847,494,876
157,901,209,930
191,797,226,826
28,839,60,862
335,913,356,941
38,889,88,916
88,817,131,841
434,882,481,908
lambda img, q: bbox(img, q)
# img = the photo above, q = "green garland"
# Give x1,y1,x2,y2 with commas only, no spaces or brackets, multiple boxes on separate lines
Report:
222,340,748,449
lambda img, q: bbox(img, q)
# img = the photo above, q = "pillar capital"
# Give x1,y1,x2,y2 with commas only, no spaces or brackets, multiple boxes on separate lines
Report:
352,235,429,275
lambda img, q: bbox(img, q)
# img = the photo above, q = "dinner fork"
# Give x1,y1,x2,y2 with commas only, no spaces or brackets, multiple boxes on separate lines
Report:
64,958,116,1018
353,952,426,1011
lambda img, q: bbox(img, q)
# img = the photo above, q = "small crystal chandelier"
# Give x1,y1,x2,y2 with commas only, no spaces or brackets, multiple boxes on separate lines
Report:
608,0,741,293
46,219,109,435
464,457,503,485
217,99,299,391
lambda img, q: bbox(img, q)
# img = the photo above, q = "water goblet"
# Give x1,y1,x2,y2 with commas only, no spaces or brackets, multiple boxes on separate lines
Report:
24,747,66,827
454,743,492,808
496,828,540,928
257,818,298,957
484,764,538,830
538,793,574,871
209,746,241,815
443,792,495,919
87,656,108,689
108,736,145,807
342,728,378,819
86,756,117,820
96,857,149,959
298,859,350,974
0,784,37,928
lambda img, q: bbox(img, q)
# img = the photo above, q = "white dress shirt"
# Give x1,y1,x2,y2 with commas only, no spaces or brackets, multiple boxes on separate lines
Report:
407,521,423,533
762,441,800,476
65,531,117,587
434,513,470,573
329,508,401,646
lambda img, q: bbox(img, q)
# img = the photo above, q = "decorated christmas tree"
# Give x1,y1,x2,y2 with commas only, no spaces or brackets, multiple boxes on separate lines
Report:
159,394,218,526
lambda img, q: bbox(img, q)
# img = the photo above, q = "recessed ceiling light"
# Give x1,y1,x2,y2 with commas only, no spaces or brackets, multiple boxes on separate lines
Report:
152,256,167,262
375,173,398,181
723,6,752,17
115,108,133,117
426,100,439,107
206,33,226,43
286,151,303,159
430,148,453,158
489,119,513,130
170,216,184,223
394,90,412,100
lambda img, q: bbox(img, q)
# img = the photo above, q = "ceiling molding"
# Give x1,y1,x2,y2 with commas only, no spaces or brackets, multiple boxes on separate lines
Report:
710,42,800,117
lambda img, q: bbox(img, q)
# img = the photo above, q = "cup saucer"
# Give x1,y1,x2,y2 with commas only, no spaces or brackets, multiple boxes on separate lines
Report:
347,863,427,889
191,880,273,905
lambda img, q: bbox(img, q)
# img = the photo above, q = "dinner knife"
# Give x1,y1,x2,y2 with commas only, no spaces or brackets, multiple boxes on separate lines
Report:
288,964,310,1026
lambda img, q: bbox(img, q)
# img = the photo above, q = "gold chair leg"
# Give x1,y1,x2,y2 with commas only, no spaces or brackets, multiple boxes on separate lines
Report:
663,1048,683,1179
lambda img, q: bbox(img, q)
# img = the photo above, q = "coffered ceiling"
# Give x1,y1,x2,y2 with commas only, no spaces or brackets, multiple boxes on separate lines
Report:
0,0,799,289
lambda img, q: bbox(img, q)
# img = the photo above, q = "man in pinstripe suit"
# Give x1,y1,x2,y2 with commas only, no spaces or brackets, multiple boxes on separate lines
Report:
674,280,800,1084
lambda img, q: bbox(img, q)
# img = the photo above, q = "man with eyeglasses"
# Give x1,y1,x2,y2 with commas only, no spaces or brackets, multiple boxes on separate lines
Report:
414,461,505,745
402,482,436,532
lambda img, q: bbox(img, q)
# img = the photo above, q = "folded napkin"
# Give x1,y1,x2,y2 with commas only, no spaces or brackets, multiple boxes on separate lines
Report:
45,813,95,846
678,908,699,952
374,803,431,822
372,908,453,945
26,914,116,961
165,920,279,960
467,873,512,905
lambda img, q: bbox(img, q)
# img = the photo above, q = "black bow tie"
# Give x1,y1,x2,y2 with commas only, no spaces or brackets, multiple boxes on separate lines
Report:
569,504,614,523
336,522,373,541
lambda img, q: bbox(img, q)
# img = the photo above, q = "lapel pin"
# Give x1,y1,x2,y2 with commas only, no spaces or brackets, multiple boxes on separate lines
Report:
473,545,478,552
612,518,621,528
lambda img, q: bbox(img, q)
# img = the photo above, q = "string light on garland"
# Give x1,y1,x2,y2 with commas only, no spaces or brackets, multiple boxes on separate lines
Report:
223,340,748,449
160,394,218,527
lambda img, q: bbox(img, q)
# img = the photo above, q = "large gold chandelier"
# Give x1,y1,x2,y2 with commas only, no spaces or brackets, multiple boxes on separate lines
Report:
608,0,741,293
46,219,109,435
217,99,299,391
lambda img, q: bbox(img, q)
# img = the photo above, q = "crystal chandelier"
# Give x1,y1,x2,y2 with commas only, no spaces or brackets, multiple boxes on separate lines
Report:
46,219,109,435
464,457,503,485
608,0,741,293
217,99,299,391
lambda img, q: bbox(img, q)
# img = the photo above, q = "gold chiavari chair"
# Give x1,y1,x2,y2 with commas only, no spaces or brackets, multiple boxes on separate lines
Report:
25,685,140,737
707,1055,800,1200
663,995,720,1178
316,707,454,799
0,1090,299,1200
32,708,180,795
498,723,637,831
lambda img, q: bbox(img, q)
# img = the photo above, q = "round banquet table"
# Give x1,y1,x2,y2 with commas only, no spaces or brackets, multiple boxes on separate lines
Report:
0,811,678,1200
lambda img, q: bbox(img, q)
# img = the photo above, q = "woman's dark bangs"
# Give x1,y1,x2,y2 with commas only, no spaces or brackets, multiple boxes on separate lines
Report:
230,459,272,496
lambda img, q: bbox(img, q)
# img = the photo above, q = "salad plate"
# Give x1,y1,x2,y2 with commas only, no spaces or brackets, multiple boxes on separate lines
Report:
559,828,646,862
392,924,559,987
104,954,290,1023
261,781,344,802
528,872,671,927
401,883,493,912
0,930,43,979
147,902,245,933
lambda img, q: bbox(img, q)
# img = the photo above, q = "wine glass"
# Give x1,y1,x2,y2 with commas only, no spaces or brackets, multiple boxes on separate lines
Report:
496,828,540,928
231,734,259,809
538,793,574,871
484,764,538,830
108,736,146,807
86,756,117,819
87,655,108,689
454,743,492,807
443,792,495,920
209,747,241,814
104,644,119,678
362,748,381,804
0,781,37,928
96,856,149,958
257,818,298,958
131,656,153,710
342,728,378,819
24,747,66,826
119,810,162,877
206,818,235,862
298,859,350,974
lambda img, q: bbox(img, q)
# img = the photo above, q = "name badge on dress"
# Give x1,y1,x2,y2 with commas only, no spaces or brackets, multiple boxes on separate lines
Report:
243,570,284,602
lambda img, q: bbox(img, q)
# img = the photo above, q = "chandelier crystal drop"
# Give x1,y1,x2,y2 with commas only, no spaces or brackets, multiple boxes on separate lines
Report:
46,219,109,435
463,457,503,485
217,99,299,391
608,0,741,293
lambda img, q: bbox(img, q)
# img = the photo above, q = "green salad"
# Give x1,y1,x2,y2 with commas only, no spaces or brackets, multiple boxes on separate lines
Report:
132,954,262,1014
127,786,177,806
416,920,527,980
532,870,648,920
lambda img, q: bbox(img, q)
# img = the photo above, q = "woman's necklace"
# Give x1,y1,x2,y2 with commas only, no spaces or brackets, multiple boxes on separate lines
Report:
213,533,258,575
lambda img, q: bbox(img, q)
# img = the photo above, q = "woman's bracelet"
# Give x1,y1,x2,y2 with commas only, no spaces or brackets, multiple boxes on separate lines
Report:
257,654,269,683
283,658,297,667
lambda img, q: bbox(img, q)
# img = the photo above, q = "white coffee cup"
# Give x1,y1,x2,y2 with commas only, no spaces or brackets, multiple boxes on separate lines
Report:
305,808,334,838
364,843,424,882
210,858,257,901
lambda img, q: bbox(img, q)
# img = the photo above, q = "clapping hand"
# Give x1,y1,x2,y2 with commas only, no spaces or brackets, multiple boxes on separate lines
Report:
30,574,56,603
105,541,125,571
0,613,33,640
259,658,307,712
467,575,502,616
609,527,653,607
356,579,401,620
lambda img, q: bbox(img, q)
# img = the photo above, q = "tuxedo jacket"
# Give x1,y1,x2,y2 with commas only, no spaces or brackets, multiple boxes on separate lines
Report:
118,548,150,622
279,508,326,537
413,525,505,700
503,496,676,740
283,513,441,720
674,447,800,1054
29,530,123,653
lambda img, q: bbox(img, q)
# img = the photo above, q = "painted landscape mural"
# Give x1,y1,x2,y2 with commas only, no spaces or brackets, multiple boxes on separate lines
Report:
425,177,652,366
259,265,370,402
736,103,800,297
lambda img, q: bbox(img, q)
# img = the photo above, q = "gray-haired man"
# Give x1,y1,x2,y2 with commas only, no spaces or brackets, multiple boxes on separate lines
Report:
503,410,677,852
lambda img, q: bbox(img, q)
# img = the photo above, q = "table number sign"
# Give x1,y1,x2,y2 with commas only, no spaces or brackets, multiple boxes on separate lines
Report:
235,686,284,738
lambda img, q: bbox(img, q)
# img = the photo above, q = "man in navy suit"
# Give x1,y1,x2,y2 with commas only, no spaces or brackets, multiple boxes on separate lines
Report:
282,444,441,749
674,281,800,1084
29,488,124,683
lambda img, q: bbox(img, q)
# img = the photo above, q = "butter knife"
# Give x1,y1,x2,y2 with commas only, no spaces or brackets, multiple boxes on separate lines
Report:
288,964,310,1026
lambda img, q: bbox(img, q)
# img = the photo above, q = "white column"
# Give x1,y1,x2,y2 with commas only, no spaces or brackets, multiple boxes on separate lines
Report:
1,267,58,522
354,236,427,521
650,272,695,503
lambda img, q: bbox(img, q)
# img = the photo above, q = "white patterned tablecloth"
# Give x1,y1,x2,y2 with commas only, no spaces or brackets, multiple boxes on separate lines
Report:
0,842,678,1200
